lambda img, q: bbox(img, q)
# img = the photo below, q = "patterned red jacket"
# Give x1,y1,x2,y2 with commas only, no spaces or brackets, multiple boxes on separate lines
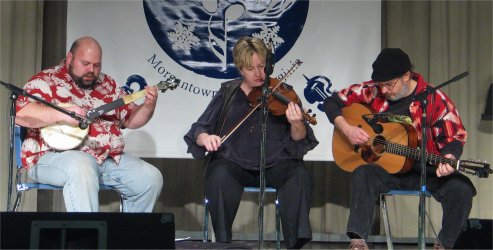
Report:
16,61,136,168
334,72,467,158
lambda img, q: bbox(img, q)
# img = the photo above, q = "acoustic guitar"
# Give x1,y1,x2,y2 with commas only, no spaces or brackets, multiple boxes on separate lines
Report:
40,79,180,150
332,103,492,177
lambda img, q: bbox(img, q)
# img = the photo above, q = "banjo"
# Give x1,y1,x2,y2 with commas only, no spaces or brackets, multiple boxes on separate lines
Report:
40,79,179,150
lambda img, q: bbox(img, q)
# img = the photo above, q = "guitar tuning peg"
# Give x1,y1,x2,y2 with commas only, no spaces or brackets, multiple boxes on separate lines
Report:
307,109,312,113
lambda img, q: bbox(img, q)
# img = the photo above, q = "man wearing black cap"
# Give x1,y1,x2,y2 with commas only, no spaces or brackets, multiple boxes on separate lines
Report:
323,48,476,250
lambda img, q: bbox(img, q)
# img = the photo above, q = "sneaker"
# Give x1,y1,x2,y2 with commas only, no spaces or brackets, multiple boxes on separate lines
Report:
349,239,369,250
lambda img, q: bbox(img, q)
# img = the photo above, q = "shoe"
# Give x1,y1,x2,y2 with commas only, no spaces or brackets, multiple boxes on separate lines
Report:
349,239,368,250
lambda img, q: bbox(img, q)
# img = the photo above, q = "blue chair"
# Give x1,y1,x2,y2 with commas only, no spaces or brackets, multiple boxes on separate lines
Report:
203,187,281,249
380,190,435,250
13,125,124,212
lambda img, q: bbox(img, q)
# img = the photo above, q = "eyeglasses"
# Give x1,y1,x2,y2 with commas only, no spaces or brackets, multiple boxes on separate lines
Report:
378,78,400,90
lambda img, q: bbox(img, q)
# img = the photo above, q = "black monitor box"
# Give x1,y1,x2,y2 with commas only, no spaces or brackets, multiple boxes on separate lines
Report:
455,218,492,249
0,212,175,249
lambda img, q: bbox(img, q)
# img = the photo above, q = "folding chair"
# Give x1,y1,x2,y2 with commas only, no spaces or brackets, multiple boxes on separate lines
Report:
380,190,435,250
203,187,281,250
13,125,124,212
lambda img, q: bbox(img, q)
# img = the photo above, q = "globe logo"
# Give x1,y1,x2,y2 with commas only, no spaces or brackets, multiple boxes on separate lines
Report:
143,0,309,79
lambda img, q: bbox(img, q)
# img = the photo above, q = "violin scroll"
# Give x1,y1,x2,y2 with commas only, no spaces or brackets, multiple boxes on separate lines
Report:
303,108,317,125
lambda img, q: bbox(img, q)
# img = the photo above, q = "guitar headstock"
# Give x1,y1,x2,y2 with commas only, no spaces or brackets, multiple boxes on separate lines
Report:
157,78,180,92
458,159,492,178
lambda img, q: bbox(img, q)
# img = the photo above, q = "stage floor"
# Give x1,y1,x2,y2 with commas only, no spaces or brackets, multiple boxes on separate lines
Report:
175,240,431,249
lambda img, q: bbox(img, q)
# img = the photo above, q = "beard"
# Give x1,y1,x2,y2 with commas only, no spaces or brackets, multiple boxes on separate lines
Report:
387,82,410,101
68,63,97,89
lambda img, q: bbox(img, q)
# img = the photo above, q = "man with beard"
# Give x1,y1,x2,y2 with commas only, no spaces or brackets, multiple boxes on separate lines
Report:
15,36,163,212
323,48,475,250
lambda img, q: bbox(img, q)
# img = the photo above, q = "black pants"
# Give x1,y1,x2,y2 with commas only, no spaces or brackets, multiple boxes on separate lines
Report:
205,158,313,249
346,164,476,248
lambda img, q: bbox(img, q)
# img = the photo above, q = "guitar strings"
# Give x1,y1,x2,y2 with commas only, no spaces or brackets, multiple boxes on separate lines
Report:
370,137,456,166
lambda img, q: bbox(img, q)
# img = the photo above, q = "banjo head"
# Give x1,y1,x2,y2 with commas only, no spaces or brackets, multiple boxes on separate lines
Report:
40,124,88,151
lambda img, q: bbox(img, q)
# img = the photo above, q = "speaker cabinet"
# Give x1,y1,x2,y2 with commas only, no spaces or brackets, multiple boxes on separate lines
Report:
1,212,175,249
455,218,492,249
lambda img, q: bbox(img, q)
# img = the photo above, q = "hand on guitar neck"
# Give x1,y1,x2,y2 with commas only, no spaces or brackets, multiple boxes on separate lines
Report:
436,153,457,177
124,85,158,129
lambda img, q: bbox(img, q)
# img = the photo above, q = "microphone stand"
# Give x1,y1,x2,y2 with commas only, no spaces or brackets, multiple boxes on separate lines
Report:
416,91,429,250
0,80,88,211
417,71,469,249
258,45,274,249
6,89,18,212
385,72,468,249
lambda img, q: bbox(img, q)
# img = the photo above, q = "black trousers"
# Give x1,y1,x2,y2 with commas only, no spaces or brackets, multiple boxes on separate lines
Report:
205,158,313,249
347,164,476,248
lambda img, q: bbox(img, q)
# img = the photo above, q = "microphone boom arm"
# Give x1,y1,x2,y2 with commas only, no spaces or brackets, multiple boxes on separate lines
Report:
0,80,88,128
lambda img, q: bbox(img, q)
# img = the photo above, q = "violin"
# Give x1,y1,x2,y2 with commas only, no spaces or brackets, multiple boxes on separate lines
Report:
220,60,315,143
247,78,317,125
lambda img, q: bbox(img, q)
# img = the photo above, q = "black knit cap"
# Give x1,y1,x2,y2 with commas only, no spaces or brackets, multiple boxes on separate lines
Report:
371,48,411,82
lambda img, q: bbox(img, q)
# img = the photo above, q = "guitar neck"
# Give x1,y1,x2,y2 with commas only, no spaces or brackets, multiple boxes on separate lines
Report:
87,89,148,120
122,89,147,104
384,140,457,168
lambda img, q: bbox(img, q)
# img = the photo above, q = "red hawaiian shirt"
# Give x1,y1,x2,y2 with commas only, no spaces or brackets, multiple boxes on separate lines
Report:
337,72,467,156
16,61,136,168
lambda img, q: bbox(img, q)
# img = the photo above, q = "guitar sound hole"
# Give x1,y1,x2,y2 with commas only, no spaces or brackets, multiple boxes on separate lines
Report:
372,135,386,155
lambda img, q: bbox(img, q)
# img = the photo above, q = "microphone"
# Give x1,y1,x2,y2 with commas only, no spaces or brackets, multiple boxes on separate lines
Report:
78,120,89,130
262,41,275,98
264,41,275,77
363,115,383,134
